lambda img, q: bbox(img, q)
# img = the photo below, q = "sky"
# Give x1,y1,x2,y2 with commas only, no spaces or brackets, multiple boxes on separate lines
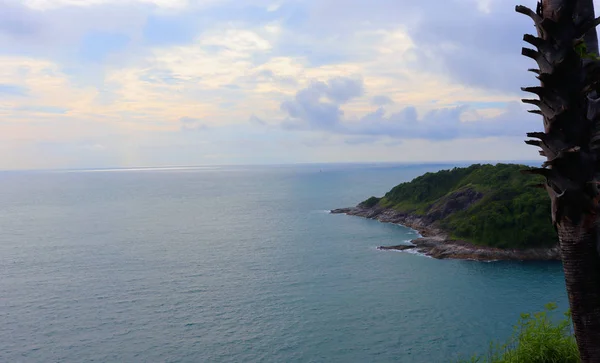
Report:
0,0,589,170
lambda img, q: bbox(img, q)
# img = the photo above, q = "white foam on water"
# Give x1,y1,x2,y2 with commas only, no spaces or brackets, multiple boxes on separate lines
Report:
401,248,433,258
375,247,431,259
374,242,432,258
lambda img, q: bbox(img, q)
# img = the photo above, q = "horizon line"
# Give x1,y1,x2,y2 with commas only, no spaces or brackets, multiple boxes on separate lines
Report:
0,159,543,173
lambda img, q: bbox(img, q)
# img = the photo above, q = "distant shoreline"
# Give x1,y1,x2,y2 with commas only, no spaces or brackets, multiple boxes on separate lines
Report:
330,206,560,262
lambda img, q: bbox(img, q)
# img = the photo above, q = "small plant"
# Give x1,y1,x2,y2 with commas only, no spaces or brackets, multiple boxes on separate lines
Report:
458,303,579,363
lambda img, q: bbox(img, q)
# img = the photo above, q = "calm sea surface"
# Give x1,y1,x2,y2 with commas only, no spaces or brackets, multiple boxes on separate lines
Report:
0,163,567,362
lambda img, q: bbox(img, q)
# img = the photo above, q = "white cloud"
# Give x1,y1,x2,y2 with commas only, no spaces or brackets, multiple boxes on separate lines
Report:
0,56,98,117
23,0,190,10
266,2,280,12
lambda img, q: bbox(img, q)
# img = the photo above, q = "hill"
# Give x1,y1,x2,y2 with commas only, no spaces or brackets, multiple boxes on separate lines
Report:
331,163,560,260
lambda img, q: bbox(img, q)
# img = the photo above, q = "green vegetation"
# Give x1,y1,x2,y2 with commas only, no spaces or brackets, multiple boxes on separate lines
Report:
360,196,381,208
368,164,557,248
458,303,578,363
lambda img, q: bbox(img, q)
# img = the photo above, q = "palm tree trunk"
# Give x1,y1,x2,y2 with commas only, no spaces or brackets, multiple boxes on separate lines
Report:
518,0,600,361
574,0,600,55
558,220,600,361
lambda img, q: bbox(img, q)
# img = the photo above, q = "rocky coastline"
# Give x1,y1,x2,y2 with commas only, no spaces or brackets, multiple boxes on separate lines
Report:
330,205,561,262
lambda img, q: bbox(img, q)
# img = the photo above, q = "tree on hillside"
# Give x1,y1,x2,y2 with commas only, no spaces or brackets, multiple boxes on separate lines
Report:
517,0,600,361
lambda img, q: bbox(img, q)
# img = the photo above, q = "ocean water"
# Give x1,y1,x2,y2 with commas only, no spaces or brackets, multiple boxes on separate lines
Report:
0,163,568,362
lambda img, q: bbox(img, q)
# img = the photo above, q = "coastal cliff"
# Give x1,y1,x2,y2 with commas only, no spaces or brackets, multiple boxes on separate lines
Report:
331,164,561,261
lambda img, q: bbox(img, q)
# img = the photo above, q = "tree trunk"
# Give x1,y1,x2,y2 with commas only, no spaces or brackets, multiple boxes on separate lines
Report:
574,0,600,55
559,220,600,361
518,0,600,361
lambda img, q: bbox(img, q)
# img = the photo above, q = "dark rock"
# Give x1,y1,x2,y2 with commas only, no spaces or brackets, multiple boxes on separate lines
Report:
377,245,416,251
331,201,561,262
330,208,352,214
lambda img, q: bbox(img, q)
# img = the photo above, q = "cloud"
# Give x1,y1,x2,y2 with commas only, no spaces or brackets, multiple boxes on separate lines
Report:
0,1,143,46
0,0,555,169
372,95,393,106
280,76,539,140
344,135,382,145
262,0,534,94
22,0,191,10
0,0,42,37
280,76,364,130
252,69,298,87
14,105,69,114
249,114,266,125
325,77,364,102
0,56,100,115
180,116,209,131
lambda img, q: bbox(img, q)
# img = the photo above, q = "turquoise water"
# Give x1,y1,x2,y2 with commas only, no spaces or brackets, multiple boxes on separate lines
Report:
0,164,567,362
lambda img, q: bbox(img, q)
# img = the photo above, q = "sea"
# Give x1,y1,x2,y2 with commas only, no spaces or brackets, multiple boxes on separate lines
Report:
0,163,568,362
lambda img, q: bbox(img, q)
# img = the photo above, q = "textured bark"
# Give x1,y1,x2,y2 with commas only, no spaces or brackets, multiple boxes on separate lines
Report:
559,220,600,362
518,0,600,361
575,0,600,55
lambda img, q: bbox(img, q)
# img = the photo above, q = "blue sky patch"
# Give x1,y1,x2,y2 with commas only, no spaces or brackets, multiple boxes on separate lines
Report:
0,84,28,96
79,31,130,62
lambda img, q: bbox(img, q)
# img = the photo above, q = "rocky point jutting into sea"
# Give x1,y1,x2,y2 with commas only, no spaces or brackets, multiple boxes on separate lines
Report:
330,205,560,261
331,164,561,262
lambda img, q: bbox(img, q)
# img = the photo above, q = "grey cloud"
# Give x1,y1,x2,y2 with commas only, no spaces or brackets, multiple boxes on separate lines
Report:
0,0,537,97
406,1,530,93
281,0,534,94
372,95,394,106
280,77,540,140
344,136,381,145
325,77,364,103
0,0,149,61
280,76,363,130
0,0,42,37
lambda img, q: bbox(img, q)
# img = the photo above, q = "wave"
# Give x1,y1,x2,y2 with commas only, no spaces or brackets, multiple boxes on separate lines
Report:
401,248,433,258
375,241,432,258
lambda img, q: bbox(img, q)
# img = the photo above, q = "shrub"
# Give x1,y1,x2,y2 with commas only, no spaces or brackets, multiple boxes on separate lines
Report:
458,303,579,363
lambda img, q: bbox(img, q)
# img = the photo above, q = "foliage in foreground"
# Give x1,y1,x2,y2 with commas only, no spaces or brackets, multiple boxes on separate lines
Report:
458,303,578,363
